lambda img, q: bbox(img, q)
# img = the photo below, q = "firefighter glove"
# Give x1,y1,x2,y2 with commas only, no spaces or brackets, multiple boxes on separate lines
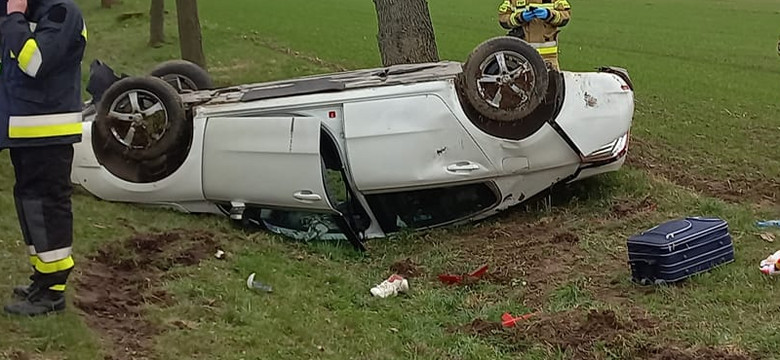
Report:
520,10,535,22
532,8,552,20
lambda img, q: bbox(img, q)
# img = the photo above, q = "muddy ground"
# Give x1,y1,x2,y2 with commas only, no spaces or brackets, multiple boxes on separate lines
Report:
450,211,618,307
73,229,220,360
452,309,754,359
627,137,778,205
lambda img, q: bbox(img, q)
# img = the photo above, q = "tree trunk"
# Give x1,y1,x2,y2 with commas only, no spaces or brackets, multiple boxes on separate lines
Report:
101,0,113,8
149,0,165,47
373,0,439,66
175,0,207,69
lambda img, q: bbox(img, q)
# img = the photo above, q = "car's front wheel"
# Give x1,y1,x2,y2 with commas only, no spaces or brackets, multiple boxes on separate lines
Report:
457,36,549,122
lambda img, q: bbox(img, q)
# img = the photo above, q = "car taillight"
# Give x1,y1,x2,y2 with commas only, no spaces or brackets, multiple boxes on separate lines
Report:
581,133,629,163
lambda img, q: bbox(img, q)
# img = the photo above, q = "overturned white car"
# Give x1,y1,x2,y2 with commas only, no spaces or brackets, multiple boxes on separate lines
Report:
73,37,634,250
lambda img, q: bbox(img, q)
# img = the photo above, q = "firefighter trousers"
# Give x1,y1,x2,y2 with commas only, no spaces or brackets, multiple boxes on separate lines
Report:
10,144,75,293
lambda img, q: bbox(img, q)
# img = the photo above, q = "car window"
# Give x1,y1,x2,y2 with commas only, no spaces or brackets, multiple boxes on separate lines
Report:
364,183,500,233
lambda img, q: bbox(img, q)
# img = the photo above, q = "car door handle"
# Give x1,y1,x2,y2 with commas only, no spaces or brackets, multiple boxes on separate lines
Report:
293,191,322,202
447,162,480,172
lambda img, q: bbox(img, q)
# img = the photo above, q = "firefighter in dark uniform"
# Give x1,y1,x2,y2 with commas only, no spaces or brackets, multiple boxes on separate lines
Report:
0,0,87,316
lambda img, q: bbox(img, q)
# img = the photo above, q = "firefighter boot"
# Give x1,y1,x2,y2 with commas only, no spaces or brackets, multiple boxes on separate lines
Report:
4,288,66,316
12,285,33,300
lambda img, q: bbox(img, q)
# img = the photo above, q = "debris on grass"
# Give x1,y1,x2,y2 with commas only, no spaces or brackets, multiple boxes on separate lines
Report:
760,233,776,243
438,264,489,285
246,273,273,293
501,311,537,327
757,220,780,228
215,249,226,259
370,274,409,298
73,229,220,360
760,250,780,275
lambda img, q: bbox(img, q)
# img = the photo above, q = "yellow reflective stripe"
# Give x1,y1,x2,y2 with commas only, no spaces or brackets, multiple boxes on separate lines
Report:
34,256,74,274
18,38,43,77
537,46,559,55
498,0,511,13
509,10,523,26
9,112,83,138
10,50,16,59
554,0,571,9
81,22,88,40
49,284,66,291
9,122,83,138
529,3,555,9
29,256,38,266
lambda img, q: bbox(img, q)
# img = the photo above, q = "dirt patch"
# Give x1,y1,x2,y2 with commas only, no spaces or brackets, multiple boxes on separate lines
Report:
453,215,591,306
73,229,220,360
628,137,779,204
453,309,754,359
510,309,658,355
611,196,658,218
552,231,580,244
390,258,423,278
638,346,754,360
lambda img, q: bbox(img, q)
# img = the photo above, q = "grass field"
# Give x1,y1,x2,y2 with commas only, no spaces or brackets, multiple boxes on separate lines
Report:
0,0,779,359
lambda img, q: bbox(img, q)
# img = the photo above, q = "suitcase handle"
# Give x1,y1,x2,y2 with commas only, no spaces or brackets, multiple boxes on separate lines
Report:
642,220,693,240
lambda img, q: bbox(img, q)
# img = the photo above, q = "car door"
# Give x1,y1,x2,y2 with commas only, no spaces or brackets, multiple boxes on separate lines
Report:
201,116,335,210
341,94,497,192
201,115,365,250
341,94,502,234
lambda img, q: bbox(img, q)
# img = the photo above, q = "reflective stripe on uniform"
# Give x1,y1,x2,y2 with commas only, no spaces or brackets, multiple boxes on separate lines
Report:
37,247,73,263
34,255,74,274
29,256,37,266
529,41,558,55
18,38,43,77
28,245,37,255
509,10,523,26
81,21,88,40
49,284,66,291
8,112,83,138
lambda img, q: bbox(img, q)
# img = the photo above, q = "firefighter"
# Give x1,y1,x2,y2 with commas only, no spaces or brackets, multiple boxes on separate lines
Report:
0,0,87,316
498,0,571,70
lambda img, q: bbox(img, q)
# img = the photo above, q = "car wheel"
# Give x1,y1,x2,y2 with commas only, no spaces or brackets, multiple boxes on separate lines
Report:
149,59,214,93
457,36,549,122
93,76,187,161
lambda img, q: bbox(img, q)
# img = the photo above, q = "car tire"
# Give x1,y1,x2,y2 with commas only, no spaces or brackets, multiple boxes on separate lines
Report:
93,76,187,161
457,36,549,122
149,59,214,92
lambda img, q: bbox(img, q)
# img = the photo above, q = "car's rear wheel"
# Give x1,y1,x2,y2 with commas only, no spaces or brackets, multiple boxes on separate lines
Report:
93,76,187,161
149,60,214,93
457,36,549,122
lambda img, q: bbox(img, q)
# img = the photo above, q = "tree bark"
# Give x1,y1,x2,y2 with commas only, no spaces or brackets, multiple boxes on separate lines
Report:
149,0,165,48
175,0,207,69
373,0,439,66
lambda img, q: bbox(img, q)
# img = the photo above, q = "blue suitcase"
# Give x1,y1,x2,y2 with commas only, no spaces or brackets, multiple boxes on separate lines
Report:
627,217,735,285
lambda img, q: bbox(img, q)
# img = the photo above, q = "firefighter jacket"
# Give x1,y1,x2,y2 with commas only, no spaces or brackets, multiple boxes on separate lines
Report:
498,0,571,59
0,0,87,149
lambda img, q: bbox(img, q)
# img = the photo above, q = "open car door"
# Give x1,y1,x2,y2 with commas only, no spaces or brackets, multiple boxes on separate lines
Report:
200,115,366,251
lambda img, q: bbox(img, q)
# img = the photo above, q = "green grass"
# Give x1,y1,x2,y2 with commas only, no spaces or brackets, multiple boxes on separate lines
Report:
0,0,779,359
